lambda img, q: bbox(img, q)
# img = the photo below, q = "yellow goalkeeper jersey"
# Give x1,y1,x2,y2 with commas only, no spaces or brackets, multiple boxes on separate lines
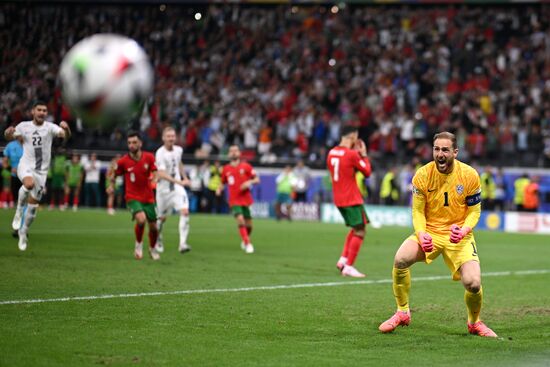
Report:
411,160,481,236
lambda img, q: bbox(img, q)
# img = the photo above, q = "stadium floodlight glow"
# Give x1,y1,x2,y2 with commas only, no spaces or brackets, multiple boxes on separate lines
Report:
195,12,202,21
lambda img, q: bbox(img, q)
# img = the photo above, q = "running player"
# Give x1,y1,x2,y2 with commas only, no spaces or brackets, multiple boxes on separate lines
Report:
4,101,71,250
216,145,260,254
155,126,191,254
107,131,160,260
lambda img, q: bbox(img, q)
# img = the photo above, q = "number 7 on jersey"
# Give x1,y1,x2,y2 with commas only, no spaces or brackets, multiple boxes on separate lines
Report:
330,157,340,181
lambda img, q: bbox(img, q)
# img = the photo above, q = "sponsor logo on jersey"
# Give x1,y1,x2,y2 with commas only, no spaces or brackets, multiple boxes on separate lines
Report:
456,184,464,195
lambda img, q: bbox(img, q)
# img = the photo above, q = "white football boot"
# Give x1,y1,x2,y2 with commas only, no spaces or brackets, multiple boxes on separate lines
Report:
134,242,143,260
341,265,365,278
18,232,28,251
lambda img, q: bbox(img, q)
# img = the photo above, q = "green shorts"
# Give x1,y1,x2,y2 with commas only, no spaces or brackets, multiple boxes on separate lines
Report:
337,205,369,227
127,200,157,221
231,205,252,219
51,175,65,189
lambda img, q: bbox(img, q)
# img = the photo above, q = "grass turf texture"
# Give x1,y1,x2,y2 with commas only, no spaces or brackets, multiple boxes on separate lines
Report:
1,209,550,366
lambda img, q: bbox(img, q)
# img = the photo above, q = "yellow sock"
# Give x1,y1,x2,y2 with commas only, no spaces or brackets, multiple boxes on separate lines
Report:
392,267,411,312
465,286,483,323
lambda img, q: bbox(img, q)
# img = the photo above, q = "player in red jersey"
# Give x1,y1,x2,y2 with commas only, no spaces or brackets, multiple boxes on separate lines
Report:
216,145,260,254
107,131,160,260
327,125,372,277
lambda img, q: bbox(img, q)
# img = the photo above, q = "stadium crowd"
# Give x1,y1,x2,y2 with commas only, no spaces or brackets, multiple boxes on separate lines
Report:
1,4,550,167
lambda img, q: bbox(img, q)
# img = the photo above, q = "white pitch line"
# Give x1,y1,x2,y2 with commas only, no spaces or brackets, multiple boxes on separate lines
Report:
1,269,549,306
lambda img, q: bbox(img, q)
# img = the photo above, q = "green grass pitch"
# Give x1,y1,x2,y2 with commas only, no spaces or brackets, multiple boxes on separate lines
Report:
1,209,550,366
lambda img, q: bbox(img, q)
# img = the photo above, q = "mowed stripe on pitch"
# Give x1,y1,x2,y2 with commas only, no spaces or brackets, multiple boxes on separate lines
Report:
1,269,548,306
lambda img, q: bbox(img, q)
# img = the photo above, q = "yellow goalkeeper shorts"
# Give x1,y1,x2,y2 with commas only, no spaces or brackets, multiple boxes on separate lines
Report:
407,232,479,281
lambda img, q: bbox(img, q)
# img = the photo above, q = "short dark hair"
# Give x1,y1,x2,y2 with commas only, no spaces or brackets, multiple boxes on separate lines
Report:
127,130,141,140
433,131,457,150
32,100,47,108
340,125,358,138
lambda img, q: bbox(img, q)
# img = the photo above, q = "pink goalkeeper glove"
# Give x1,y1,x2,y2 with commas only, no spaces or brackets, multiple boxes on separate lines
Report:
418,232,433,252
450,224,471,243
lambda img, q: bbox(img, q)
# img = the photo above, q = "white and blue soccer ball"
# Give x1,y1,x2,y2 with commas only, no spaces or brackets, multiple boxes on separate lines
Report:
59,34,153,127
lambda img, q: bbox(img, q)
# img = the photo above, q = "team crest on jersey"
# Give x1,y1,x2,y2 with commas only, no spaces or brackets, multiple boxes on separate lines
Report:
144,163,149,170
240,169,244,175
456,184,464,195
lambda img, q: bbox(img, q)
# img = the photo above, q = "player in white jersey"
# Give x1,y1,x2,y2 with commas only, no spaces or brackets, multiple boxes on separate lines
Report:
4,101,71,250
155,126,191,253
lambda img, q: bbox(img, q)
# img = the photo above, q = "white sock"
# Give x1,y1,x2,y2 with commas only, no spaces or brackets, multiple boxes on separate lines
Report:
20,203,38,235
156,218,164,244
17,186,30,210
179,215,189,245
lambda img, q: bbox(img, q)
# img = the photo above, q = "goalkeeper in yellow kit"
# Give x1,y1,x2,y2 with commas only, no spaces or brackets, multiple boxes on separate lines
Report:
379,132,497,338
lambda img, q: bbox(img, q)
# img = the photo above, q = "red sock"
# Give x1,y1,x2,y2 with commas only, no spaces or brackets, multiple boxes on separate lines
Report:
246,226,253,235
239,225,250,244
73,197,79,206
134,224,145,243
64,194,69,206
7,191,13,204
148,226,158,249
341,229,354,258
0,191,6,203
346,234,364,266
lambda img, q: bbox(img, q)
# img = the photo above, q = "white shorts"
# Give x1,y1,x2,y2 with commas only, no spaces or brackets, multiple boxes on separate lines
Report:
156,188,189,216
17,163,47,201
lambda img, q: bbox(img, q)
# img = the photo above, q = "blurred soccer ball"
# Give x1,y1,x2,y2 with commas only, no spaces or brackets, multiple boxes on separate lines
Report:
59,34,153,127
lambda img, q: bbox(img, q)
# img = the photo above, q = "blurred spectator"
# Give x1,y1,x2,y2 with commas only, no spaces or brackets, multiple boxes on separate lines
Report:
83,153,102,208
380,167,399,205
1,156,14,208
493,168,507,212
206,160,223,213
398,163,414,206
257,123,273,157
49,149,67,210
467,127,486,161
188,161,209,212
64,153,83,211
513,174,530,212
523,176,540,212
523,176,540,213
275,165,294,221
106,154,123,215
480,166,496,211
355,171,368,203
319,172,333,203
292,160,311,202
3,139,22,201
